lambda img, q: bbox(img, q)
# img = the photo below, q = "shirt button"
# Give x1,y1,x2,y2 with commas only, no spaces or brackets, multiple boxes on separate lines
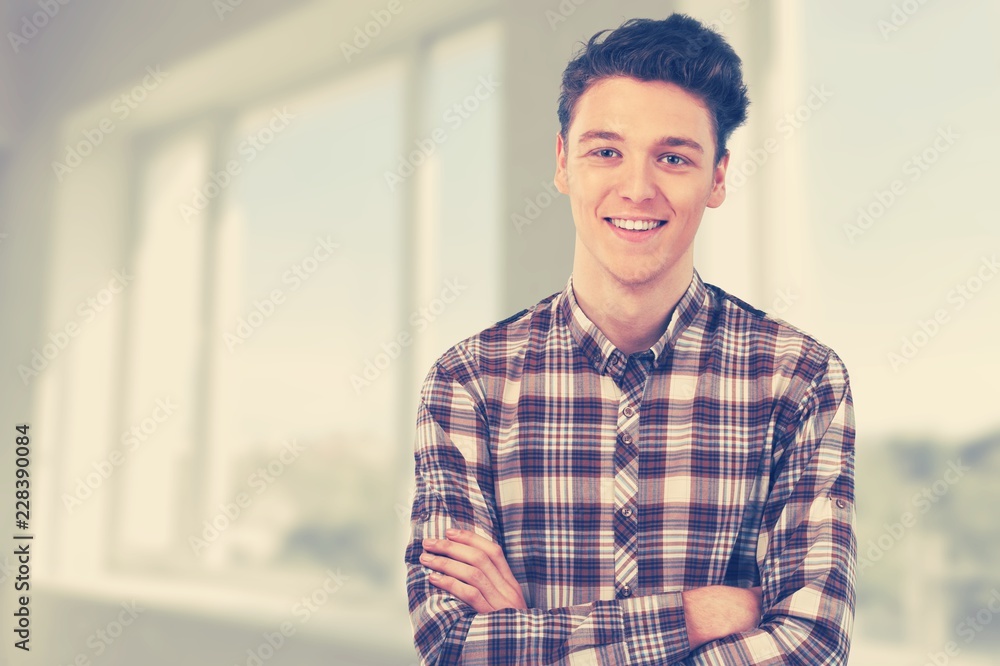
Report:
623,405,635,418
620,507,633,518
610,354,621,366
835,498,846,509
621,432,632,445
419,511,430,522
620,585,632,598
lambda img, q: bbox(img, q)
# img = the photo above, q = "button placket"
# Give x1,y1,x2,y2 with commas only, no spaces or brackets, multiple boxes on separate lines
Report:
612,353,648,600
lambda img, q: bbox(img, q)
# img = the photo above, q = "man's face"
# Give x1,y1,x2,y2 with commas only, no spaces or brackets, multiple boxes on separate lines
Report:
555,76,728,288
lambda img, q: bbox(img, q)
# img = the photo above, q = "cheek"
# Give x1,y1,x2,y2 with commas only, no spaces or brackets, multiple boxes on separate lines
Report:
669,180,714,212
567,165,607,193
574,176,612,214
567,187,598,217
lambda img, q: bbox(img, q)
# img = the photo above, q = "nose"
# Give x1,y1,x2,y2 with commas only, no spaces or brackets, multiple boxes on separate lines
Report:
615,156,657,203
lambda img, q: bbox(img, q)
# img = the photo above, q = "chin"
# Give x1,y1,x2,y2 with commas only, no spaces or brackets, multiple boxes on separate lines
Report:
607,265,663,287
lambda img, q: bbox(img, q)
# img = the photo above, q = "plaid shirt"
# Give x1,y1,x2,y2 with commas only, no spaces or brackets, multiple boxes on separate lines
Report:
406,268,856,665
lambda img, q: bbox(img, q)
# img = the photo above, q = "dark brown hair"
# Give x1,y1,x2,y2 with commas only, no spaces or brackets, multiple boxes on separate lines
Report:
558,14,750,163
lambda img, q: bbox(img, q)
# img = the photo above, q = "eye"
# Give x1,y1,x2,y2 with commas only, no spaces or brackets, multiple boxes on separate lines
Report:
661,154,688,166
592,148,620,159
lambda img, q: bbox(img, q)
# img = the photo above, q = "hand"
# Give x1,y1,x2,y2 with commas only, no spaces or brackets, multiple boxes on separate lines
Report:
682,585,763,649
420,528,527,613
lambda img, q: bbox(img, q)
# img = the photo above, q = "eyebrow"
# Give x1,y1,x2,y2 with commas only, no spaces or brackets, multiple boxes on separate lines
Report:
577,129,705,154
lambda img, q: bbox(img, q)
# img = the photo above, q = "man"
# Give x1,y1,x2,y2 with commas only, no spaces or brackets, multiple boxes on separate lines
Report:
406,14,855,665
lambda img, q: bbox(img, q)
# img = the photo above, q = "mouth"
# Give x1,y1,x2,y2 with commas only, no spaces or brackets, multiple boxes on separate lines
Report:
604,217,667,233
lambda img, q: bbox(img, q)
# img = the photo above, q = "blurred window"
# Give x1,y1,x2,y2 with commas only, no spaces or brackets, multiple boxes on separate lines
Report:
105,19,503,628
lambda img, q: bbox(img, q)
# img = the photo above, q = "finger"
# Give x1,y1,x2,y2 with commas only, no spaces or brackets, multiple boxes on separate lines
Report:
444,529,522,593
421,540,522,610
420,550,508,610
423,537,520,608
426,571,493,613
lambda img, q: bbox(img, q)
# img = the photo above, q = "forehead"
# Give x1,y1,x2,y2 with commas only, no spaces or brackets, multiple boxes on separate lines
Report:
569,76,715,145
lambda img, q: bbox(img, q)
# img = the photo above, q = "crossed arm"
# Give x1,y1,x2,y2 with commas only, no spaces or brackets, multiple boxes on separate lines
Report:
407,354,856,665
420,528,763,651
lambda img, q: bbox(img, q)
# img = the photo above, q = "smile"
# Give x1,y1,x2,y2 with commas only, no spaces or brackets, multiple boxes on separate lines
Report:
605,217,666,231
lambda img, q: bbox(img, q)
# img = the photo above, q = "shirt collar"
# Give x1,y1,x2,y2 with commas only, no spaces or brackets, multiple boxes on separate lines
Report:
557,268,709,374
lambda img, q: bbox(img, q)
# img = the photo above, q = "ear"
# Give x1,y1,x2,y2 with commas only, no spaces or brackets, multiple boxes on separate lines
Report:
706,150,729,209
554,132,570,195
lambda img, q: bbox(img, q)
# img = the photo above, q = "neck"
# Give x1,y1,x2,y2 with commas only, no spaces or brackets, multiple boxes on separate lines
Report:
571,258,693,357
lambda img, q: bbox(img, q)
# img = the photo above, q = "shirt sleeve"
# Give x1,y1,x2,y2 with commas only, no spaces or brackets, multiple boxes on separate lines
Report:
405,358,691,666
682,351,857,665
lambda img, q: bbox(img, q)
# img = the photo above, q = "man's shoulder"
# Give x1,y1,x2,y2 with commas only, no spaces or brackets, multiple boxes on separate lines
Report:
424,289,561,386
706,281,848,383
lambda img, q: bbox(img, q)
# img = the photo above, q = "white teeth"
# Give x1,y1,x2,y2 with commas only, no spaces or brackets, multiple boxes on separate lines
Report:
608,218,664,231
